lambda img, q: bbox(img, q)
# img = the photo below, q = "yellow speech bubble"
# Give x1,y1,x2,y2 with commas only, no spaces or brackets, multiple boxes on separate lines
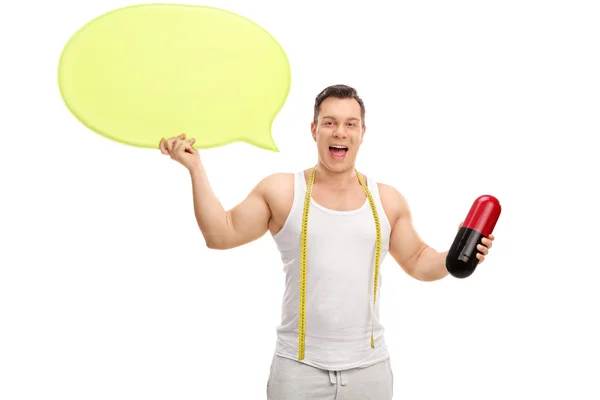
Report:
57,4,291,152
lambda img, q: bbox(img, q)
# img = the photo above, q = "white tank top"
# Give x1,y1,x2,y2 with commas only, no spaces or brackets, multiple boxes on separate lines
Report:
271,170,392,370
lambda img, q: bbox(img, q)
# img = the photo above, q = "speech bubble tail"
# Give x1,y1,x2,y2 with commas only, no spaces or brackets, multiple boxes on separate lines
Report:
244,131,280,152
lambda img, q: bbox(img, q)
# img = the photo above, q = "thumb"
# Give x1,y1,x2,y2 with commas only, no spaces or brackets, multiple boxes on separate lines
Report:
458,221,463,230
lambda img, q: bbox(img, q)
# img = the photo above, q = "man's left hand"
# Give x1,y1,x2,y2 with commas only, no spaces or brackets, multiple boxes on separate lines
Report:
458,222,495,264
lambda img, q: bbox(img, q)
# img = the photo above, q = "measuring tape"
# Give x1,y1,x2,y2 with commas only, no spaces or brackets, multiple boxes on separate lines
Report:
298,166,382,360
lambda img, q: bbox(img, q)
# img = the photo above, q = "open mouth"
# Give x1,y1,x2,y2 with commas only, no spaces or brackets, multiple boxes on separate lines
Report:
329,145,348,160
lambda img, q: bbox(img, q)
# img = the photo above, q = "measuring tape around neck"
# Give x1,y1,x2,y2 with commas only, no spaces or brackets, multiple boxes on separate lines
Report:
298,166,382,360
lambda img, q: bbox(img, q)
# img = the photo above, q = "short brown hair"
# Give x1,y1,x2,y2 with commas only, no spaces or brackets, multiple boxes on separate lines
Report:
313,84,365,126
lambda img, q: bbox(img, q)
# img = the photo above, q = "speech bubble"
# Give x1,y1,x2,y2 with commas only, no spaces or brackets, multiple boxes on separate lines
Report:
57,4,291,152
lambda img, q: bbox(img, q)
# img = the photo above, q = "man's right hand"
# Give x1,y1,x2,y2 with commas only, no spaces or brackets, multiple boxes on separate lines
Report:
159,133,200,171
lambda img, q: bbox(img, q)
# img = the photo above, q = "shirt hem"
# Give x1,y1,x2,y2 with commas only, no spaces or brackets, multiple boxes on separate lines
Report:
273,350,391,371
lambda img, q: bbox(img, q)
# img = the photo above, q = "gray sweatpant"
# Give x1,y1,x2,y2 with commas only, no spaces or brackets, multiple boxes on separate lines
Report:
266,355,394,400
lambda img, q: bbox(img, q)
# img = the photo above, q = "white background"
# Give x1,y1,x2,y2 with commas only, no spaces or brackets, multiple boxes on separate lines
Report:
1,0,599,399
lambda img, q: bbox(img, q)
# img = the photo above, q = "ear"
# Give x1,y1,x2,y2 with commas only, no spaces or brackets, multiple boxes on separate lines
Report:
360,124,366,143
311,122,317,142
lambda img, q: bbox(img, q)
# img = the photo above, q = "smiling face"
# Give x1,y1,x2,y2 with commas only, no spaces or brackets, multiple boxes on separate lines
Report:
311,96,366,173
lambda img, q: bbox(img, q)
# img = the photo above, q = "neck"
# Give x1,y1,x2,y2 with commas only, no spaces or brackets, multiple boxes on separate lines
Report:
314,161,357,189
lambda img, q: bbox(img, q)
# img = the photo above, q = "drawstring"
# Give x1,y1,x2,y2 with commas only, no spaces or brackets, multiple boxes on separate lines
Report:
328,371,335,384
328,370,347,386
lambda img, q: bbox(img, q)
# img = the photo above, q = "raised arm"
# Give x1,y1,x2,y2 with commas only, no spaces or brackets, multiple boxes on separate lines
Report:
379,184,449,281
189,164,272,249
160,133,272,250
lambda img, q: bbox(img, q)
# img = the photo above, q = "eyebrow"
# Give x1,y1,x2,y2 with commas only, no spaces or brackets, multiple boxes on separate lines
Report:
322,116,360,121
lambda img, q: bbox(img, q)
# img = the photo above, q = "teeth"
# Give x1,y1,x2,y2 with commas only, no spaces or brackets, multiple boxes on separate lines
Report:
331,145,347,149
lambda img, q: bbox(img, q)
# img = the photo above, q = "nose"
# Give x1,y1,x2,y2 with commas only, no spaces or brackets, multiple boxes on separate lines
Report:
333,126,347,138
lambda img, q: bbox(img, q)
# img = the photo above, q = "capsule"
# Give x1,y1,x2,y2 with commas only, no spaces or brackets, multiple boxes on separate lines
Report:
446,195,501,278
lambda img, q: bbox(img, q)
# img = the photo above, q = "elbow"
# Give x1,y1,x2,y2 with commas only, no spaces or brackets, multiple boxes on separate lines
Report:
204,232,232,250
411,262,449,282
205,237,228,250
205,239,219,249
407,267,432,282
411,247,449,282
414,270,448,282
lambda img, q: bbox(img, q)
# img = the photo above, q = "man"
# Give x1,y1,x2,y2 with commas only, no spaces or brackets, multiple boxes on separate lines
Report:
159,84,494,399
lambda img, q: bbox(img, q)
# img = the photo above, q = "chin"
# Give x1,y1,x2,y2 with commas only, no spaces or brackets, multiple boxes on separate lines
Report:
324,164,348,173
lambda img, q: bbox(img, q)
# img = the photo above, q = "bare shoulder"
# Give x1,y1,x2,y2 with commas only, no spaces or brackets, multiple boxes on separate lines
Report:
256,172,294,197
377,182,410,226
255,172,295,234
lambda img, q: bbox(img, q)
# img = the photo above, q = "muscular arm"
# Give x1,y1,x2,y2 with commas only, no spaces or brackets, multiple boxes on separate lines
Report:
380,184,449,282
189,164,272,250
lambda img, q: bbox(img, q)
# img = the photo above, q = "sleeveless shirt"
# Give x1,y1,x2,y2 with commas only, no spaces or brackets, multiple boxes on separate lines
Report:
271,171,392,370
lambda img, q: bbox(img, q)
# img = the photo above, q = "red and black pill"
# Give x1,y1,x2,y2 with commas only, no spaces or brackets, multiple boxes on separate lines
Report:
446,195,501,279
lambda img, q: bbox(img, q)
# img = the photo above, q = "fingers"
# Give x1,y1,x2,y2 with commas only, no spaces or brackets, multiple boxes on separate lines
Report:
160,136,175,154
166,135,181,153
187,138,196,153
169,140,180,159
476,252,485,264
477,244,488,256
178,138,195,152
170,139,186,159
476,234,495,264
158,135,197,166
159,137,168,154
482,236,493,249
159,134,195,156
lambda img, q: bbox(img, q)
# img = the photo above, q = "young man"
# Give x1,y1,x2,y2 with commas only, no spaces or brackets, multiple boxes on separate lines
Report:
159,85,494,399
